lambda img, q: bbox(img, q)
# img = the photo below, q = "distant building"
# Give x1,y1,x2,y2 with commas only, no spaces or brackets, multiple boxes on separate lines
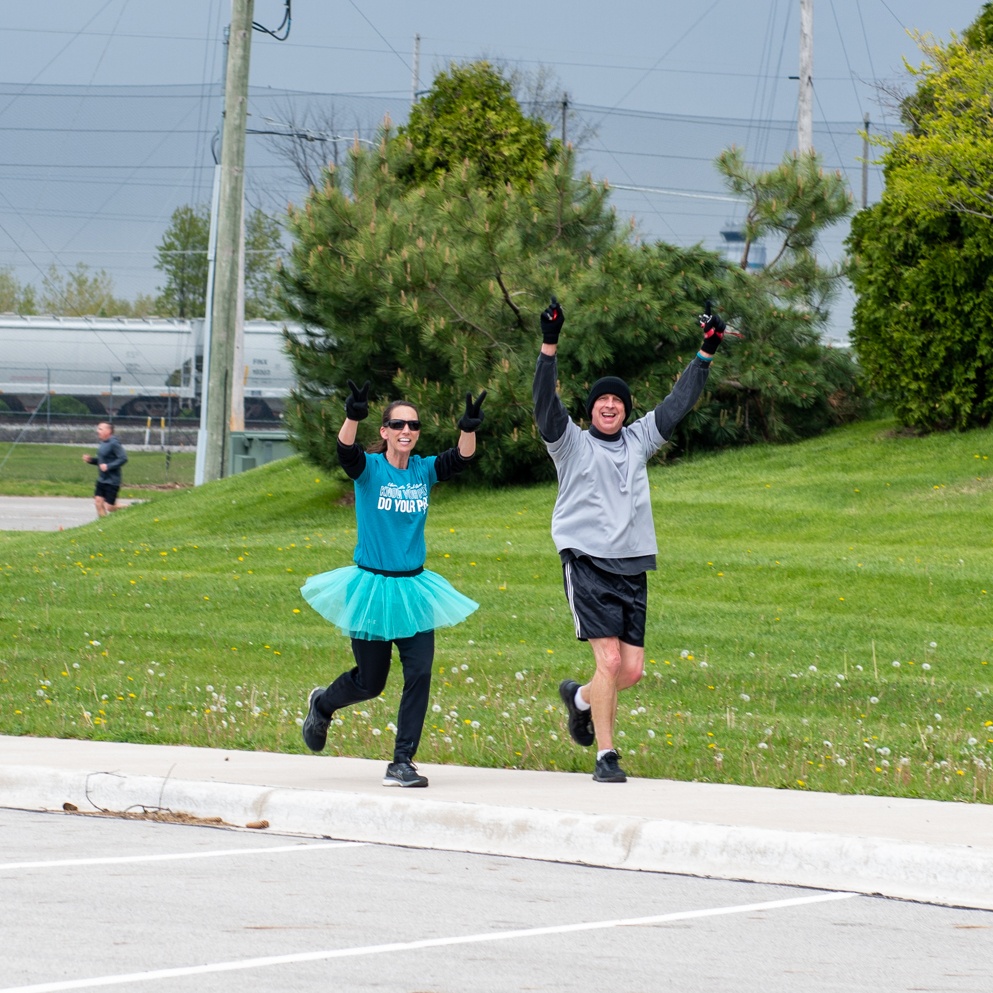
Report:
719,226,766,271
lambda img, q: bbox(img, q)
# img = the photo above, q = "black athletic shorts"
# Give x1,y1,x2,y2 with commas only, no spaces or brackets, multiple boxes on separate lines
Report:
94,482,119,505
562,557,647,646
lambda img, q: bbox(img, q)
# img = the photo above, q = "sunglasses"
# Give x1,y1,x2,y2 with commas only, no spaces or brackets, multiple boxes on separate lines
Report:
386,418,421,431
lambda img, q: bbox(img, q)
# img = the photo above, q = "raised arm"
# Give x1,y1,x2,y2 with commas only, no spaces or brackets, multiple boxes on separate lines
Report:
456,390,486,459
436,390,486,480
337,378,369,478
655,308,726,440
533,296,570,443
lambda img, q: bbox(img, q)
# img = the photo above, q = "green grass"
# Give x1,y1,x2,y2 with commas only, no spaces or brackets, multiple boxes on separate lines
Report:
0,443,195,496
2,419,993,802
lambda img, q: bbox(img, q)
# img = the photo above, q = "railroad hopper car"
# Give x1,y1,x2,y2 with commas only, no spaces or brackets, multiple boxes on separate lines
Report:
0,315,298,421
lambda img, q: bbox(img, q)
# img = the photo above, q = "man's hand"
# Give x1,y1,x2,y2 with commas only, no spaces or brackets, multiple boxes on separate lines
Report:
540,296,564,345
344,379,370,421
82,455,94,464
698,301,726,356
458,391,487,433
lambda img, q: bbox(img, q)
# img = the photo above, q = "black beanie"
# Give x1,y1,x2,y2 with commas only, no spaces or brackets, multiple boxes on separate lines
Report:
585,376,632,420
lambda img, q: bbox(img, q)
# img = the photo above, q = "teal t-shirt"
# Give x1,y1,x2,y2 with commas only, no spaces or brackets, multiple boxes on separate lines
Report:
352,452,438,572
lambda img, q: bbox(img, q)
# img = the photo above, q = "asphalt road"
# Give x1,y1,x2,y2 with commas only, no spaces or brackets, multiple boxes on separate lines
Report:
2,808,991,993
0,495,135,531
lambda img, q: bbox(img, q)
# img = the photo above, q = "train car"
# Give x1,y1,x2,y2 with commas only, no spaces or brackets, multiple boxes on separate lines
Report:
241,318,299,420
0,314,298,420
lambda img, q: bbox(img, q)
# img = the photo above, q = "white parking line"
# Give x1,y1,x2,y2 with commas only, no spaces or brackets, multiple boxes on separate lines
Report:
0,841,366,871
0,890,857,993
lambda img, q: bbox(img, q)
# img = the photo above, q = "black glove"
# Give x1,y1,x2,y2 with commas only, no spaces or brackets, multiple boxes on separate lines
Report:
344,379,370,421
540,296,564,345
458,390,487,432
698,301,726,356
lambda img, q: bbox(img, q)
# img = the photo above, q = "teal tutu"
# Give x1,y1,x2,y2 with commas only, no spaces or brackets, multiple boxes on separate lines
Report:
301,566,478,641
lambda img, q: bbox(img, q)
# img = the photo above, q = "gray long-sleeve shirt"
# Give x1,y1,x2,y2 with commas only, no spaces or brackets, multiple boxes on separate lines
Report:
91,436,128,487
533,351,711,573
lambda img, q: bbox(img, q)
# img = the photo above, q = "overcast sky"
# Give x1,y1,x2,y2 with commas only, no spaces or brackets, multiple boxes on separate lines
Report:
3,1,979,114
0,0,983,336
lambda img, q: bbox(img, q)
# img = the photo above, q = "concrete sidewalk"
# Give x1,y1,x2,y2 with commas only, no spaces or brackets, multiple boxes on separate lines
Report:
2,735,992,911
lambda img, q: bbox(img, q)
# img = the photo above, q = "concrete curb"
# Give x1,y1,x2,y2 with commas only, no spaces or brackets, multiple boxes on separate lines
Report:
4,763,992,911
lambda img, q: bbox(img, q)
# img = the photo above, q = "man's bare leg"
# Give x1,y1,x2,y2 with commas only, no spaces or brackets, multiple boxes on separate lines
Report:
584,637,644,752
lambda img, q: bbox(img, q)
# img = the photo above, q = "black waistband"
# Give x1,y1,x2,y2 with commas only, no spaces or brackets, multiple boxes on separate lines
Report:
358,564,424,578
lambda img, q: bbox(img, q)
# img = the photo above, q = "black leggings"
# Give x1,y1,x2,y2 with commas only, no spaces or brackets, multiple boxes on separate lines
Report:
316,630,435,763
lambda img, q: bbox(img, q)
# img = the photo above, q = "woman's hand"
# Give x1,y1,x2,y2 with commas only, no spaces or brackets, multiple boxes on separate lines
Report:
458,391,487,433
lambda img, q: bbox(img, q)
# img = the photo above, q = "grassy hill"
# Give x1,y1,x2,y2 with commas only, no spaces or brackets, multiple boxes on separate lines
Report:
2,418,992,802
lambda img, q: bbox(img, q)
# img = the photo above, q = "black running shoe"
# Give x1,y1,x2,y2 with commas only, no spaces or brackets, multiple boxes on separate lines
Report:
593,750,627,783
302,686,332,752
558,678,595,747
383,761,429,788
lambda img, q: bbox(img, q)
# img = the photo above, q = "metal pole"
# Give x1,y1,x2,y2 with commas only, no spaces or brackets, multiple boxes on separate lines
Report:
230,210,246,433
561,92,568,146
194,165,222,485
203,0,253,483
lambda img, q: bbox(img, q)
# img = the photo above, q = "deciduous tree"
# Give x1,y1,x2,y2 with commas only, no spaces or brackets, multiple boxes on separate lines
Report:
0,267,36,313
847,14,993,430
39,263,130,316
154,203,284,319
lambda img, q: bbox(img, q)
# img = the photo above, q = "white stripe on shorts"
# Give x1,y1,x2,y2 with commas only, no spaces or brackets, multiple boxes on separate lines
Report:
563,559,583,639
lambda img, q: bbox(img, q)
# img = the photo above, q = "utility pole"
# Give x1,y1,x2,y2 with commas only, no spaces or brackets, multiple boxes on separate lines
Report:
862,112,870,208
561,92,568,145
798,0,813,153
202,0,253,483
411,33,421,104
